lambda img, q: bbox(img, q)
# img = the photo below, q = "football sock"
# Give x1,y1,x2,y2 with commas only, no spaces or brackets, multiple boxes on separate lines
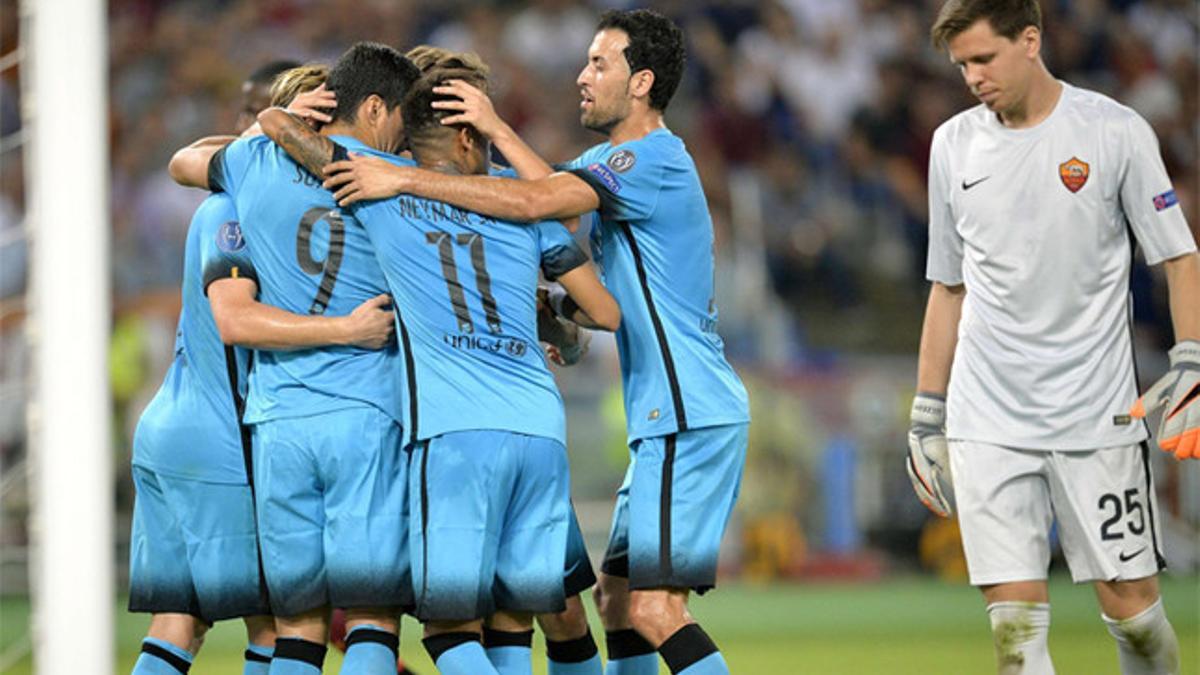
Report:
340,624,400,675
483,627,534,675
987,602,1054,675
243,643,273,675
604,629,658,675
1102,597,1180,675
659,624,726,674
133,637,193,674
269,637,326,675
424,632,499,675
547,630,602,675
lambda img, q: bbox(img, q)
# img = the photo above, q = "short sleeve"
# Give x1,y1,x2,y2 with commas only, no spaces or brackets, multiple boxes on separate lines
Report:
925,129,964,285
536,220,589,281
207,137,261,196
567,139,665,223
201,219,258,294
1119,113,1197,265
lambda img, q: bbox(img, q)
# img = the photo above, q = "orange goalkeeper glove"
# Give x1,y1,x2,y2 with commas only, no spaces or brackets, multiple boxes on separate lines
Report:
1131,340,1200,460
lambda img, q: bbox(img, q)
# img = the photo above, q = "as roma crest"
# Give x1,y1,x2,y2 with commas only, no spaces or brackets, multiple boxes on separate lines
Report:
1059,157,1089,193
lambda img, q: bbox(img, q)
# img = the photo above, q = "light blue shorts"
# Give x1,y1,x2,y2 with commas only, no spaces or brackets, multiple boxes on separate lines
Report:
128,465,269,622
252,405,410,617
602,423,748,593
409,430,569,621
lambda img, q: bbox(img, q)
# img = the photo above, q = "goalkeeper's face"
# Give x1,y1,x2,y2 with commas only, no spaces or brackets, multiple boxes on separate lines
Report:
946,19,1040,116
577,29,634,134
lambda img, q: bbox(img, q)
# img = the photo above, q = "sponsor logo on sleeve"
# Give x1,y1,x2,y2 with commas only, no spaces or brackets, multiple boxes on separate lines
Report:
587,162,622,193
1058,157,1089,193
216,220,245,252
607,149,636,173
1152,189,1178,212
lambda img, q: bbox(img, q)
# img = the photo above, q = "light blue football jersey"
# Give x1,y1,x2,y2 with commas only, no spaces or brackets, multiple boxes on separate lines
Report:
350,148,589,445
564,128,750,443
207,135,402,425
132,193,257,483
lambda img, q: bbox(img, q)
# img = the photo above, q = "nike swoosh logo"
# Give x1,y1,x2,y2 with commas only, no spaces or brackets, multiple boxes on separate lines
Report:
1118,547,1146,563
962,176,991,190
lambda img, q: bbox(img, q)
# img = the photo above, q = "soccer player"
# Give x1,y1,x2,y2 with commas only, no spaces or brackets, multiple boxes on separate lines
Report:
906,2,1198,673
168,43,421,675
236,61,302,135
317,10,751,675
262,61,620,675
128,65,394,675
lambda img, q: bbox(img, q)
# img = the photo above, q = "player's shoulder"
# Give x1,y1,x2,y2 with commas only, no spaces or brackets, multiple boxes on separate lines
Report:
1059,82,1147,137
192,191,238,228
932,103,990,150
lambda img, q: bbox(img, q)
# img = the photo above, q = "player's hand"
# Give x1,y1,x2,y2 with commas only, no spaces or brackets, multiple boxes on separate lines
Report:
286,83,336,128
1131,340,1200,460
906,392,954,517
432,79,506,140
323,153,410,206
341,293,395,349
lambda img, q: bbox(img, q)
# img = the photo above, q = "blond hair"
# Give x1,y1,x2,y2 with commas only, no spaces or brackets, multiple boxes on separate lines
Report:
269,64,330,107
405,45,490,78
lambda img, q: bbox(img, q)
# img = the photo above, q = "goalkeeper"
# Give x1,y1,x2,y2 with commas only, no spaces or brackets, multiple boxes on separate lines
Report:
908,1,1197,674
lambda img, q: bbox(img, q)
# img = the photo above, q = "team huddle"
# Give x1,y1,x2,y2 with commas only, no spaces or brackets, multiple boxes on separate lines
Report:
126,2,1197,675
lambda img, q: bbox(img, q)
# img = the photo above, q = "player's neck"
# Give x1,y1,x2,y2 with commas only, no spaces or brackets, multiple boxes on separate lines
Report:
320,122,386,152
607,109,666,146
998,67,1061,130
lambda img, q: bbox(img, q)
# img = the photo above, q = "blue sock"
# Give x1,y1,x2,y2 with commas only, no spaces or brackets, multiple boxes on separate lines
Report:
340,624,399,675
132,637,194,674
269,637,325,675
676,653,728,674
659,625,726,675
424,632,499,675
483,627,534,675
243,643,273,675
604,630,658,675
547,631,602,675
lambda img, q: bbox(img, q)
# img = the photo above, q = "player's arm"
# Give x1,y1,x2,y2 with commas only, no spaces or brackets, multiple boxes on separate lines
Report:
208,278,394,351
1163,252,1199,342
433,79,553,179
169,136,236,189
257,106,337,179
544,266,620,332
916,282,965,395
323,155,598,228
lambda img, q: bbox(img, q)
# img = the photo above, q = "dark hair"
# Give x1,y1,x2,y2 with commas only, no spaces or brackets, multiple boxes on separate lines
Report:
402,65,489,143
930,0,1042,49
326,42,421,124
596,9,686,111
246,60,301,87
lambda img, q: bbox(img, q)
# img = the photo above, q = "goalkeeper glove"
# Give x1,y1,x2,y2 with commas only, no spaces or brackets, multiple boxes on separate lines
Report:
906,392,953,517
1131,340,1200,460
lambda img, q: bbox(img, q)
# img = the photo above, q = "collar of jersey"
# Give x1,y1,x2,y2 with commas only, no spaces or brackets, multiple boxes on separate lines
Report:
986,80,1070,139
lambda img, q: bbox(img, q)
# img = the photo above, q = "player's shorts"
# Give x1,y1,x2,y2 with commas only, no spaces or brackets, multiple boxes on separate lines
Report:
252,405,409,617
409,429,570,621
601,423,748,593
950,440,1166,586
564,502,596,598
128,465,269,622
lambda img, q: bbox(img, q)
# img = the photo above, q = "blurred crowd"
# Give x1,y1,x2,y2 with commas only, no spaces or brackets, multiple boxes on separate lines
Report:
0,0,1197,581
4,0,1198,348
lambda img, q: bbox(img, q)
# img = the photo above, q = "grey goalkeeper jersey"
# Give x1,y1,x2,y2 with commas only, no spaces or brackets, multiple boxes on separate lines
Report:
926,82,1196,450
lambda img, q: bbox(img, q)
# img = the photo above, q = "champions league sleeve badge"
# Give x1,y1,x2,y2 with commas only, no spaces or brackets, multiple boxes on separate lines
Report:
607,149,636,173
1058,157,1089,193
216,220,246,252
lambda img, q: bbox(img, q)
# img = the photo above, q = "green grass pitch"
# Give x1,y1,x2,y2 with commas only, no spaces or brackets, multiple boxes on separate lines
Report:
1,575,1196,673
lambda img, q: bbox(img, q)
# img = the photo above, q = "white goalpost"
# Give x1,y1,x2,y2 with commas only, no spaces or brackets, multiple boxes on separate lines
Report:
23,0,113,672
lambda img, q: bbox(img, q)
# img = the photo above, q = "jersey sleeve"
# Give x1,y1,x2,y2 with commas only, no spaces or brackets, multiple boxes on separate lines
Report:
200,219,258,294
206,137,260,196
925,128,964,285
567,139,665,223
1119,113,1197,265
536,220,589,281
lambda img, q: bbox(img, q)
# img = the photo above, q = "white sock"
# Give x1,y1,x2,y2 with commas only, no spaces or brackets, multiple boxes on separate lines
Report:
986,602,1054,675
1102,597,1180,675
